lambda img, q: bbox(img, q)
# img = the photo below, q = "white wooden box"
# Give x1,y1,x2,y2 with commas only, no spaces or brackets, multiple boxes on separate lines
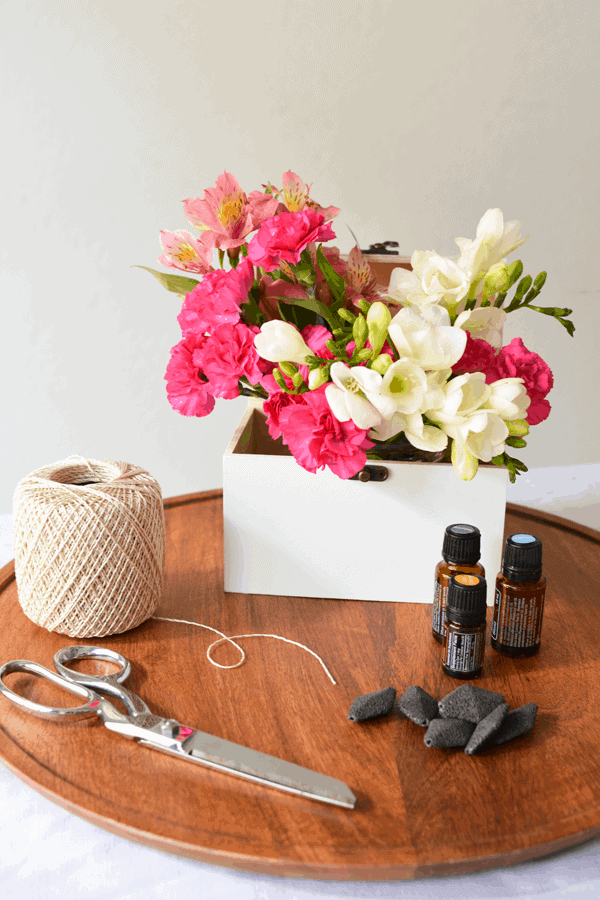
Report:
223,403,508,604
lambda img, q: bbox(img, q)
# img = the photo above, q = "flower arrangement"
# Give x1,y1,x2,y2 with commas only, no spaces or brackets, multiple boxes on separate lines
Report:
140,171,574,483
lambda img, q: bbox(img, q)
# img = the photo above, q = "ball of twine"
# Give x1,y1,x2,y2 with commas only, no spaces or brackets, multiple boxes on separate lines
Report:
13,456,165,638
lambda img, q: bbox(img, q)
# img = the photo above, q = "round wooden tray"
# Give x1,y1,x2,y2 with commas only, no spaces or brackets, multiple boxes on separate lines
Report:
0,492,599,880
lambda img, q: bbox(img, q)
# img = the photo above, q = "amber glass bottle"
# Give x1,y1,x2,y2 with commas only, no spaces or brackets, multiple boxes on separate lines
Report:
432,524,485,643
441,574,487,679
491,533,546,657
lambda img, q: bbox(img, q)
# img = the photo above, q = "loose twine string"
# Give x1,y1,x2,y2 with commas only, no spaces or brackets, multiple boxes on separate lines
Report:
152,616,337,685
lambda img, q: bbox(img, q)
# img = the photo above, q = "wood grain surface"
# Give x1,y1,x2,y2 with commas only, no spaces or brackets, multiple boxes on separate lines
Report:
0,492,599,880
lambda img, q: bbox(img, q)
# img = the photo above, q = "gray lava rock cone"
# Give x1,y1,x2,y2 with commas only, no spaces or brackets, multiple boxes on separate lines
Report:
424,717,475,748
348,687,396,722
439,684,506,723
397,685,439,727
465,702,510,754
493,703,538,745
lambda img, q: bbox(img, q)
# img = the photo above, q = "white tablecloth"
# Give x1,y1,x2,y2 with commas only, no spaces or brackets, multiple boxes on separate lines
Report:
1,466,599,899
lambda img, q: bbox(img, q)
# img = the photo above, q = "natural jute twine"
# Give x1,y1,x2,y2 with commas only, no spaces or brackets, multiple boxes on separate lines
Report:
13,456,165,638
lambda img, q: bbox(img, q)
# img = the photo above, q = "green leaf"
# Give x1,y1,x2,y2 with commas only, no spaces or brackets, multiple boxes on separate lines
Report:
278,294,337,330
507,260,524,287
557,316,576,336
279,361,297,378
134,266,200,297
276,300,297,325
524,305,575,335
240,285,266,327
506,436,527,449
316,245,346,310
491,451,527,481
528,305,572,317
294,249,316,285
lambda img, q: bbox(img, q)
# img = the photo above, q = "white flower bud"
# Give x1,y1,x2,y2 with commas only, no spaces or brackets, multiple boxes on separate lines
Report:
254,320,312,365
308,368,328,390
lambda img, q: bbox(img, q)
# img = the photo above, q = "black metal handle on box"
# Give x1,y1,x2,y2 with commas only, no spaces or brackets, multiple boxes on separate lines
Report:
350,466,389,483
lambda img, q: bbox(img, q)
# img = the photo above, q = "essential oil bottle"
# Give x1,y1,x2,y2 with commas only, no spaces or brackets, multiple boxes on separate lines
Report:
491,533,546,657
441,574,487,679
432,524,485,643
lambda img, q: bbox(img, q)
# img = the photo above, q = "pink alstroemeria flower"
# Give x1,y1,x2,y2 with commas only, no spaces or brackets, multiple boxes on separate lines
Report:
277,171,340,222
183,172,278,251
158,230,213,274
248,210,336,272
344,246,379,307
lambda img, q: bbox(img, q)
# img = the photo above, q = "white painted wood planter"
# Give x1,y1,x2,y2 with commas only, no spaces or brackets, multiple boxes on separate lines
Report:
223,402,507,604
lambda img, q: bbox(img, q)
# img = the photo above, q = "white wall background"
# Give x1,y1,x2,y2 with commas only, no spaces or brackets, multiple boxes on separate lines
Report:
1,0,599,512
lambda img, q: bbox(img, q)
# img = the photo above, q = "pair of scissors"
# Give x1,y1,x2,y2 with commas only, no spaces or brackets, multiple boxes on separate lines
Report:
0,645,356,809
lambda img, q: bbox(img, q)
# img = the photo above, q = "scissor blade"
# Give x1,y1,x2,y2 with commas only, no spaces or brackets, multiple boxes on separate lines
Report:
178,728,355,808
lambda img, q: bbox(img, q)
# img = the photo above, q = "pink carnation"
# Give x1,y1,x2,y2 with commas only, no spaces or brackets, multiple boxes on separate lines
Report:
277,387,374,479
178,258,254,337
165,335,216,418
302,324,336,359
200,322,263,399
493,337,554,425
453,332,498,380
247,210,336,272
263,390,306,440
298,324,335,382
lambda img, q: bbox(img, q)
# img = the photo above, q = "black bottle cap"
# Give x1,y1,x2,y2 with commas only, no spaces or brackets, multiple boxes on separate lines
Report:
446,574,487,625
442,524,481,564
502,533,543,582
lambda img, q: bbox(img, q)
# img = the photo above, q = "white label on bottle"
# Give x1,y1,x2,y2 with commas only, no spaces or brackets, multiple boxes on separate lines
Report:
432,575,448,636
444,630,484,673
492,587,545,648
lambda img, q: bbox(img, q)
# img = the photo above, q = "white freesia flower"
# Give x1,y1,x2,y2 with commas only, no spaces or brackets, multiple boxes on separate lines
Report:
387,252,470,311
404,413,448,452
254,320,312,366
454,307,507,349
420,369,451,414
455,208,529,280
428,373,490,427
485,378,530,420
451,440,479,481
380,359,428,414
369,410,448,453
388,305,467,371
446,411,509,463
446,409,509,480
369,411,407,442
325,362,395,430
